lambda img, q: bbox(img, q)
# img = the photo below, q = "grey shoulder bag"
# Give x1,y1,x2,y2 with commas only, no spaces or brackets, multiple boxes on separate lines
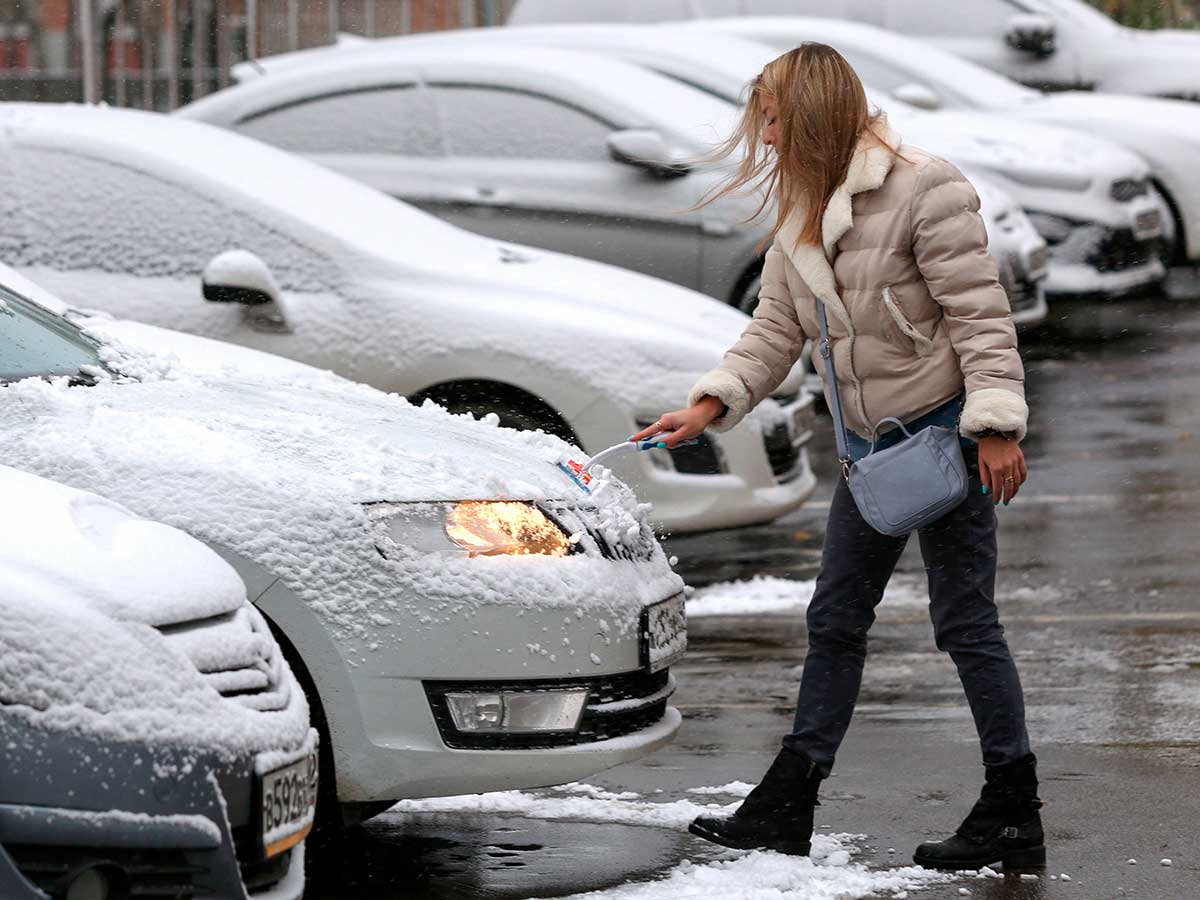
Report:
816,297,968,537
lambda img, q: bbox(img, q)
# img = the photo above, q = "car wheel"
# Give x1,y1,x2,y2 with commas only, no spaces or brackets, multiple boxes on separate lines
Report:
737,273,763,316
410,380,580,446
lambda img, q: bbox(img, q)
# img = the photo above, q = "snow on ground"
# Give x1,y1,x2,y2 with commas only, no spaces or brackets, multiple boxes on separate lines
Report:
386,782,953,900
687,575,1065,618
687,575,930,618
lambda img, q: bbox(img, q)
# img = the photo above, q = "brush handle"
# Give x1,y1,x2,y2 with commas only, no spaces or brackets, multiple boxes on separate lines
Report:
581,437,699,473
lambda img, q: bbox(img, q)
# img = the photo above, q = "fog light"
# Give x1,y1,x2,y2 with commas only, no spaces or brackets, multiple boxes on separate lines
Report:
445,689,589,733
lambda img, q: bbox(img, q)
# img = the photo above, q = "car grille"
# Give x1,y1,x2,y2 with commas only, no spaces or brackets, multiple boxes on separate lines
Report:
6,844,201,898
1085,227,1158,273
157,606,292,713
763,421,802,482
667,433,723,475
1110,177,1150,202
424,668,675,750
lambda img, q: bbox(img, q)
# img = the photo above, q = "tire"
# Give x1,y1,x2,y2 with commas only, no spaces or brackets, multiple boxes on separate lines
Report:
737,273,763,315
410,380,579,446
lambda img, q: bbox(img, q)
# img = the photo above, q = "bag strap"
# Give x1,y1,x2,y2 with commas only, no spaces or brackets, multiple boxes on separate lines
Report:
814,297,853,479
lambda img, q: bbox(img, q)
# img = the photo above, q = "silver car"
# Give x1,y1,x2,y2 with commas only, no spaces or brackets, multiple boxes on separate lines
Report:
0,465,315,900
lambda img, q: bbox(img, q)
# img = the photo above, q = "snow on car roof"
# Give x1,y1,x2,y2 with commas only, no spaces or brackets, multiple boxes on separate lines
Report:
189,42,739,151
0,102,485,272
0,465,311,758
680,16,1039,110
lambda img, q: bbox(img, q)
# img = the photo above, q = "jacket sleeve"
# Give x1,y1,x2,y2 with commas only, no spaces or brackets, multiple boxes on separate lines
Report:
687,244,807,432
911,158,1029,441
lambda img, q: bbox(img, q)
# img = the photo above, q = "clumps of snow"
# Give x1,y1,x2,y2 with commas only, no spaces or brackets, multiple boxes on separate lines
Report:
686,782,756,797
687,575,930,618
387,783,951,900
1161,858,1173,867
2,322,683,655
0,589,311,761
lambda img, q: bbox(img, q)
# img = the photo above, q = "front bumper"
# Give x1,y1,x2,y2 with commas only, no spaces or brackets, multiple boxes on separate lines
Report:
0,718,311,900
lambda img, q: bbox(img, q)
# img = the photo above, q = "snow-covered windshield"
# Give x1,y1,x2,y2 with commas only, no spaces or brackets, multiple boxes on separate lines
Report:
0,287,103,384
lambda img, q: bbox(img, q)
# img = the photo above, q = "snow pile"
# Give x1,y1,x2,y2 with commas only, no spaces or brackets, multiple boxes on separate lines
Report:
386,782,952,900
687,575,929,618
553,851,950,900
1,323,683,655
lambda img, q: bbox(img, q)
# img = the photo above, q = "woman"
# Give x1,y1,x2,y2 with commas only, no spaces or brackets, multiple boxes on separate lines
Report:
634,45,1043,871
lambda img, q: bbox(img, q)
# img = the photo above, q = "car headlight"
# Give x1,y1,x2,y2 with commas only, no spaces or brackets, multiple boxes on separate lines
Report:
367,501,573,557
444,689,589,733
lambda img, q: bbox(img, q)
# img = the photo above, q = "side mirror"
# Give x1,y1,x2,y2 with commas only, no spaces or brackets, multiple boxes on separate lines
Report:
606,129,691,178
202,249,291,334
891,82,942,110
1005,13,1056,57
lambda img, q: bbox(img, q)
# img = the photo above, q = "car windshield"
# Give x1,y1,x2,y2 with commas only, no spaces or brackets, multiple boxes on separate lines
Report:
0,287,106,384
835,43,1039,111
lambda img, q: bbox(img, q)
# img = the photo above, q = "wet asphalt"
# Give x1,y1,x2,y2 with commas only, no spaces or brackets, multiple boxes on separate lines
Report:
308,272,1200,900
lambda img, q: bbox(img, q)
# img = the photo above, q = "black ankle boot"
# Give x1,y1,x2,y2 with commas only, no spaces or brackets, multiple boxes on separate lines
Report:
688,749,823,856
913,753,1046,871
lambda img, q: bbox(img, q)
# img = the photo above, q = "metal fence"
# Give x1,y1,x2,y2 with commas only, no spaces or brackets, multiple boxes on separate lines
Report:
0,0,513,111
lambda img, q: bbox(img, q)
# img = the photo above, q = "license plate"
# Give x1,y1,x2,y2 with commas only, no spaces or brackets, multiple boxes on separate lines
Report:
259,750,319,859
643,594,687,673
1133,208,1162,240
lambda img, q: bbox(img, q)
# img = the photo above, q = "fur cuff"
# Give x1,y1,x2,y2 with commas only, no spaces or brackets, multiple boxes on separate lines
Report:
688,368,751,433
960,388,1028,442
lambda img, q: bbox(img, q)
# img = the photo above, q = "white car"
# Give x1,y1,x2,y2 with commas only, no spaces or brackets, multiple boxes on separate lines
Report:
0,465,314,900
186,42,772,311
199,28,1047,324
673,16,1197,267
0,102,816,534
472,17,1160,298
1,264,687,829
508,0,1200,102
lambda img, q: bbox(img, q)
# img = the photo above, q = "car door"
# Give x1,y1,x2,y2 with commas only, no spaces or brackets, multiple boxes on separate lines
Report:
419,80,704,292
2,143,348,371
885,0,1084,91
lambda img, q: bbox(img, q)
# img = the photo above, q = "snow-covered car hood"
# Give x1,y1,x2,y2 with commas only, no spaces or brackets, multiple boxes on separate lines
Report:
0,465,245,626
81,318,610,504
0,466,311,759
889,105,1148,188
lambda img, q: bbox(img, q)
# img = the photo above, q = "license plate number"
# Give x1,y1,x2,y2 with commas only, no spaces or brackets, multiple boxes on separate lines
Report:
1134,208,1162,240
260,751,319,858
644,594,687,673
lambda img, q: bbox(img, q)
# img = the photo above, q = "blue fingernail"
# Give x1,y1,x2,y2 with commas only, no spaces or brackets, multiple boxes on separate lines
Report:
981,485,988,494
656,441,667,449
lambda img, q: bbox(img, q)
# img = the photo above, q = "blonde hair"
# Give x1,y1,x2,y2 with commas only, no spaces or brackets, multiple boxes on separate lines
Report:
700,43,899,249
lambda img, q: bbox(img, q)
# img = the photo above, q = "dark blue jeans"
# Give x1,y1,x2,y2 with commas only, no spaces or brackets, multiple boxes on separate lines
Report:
783,445,1032,775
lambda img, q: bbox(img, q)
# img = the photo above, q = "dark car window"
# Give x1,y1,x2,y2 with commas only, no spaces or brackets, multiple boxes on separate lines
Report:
236,85,443,156
431,86,613,161
0,288,104,384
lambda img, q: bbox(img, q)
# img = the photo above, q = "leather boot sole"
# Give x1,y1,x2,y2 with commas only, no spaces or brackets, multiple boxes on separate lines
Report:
688,820,812,856
912,844,1046,871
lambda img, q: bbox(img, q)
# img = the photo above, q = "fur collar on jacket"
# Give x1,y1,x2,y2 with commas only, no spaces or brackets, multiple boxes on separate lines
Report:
775,119,901,335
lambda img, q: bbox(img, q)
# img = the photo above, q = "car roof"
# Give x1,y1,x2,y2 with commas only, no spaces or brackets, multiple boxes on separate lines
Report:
0,102,486,271
187,41,738,149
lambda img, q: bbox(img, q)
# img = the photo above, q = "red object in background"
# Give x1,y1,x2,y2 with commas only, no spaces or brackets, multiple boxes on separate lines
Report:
106,25,142,72
0,24,11,72
13,23,32,72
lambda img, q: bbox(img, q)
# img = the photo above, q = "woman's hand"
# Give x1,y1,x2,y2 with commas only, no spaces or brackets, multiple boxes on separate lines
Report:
631,396,725,448
978,435,1027,506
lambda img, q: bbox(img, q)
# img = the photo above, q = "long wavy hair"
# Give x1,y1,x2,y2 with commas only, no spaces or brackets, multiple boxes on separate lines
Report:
700,43,899,250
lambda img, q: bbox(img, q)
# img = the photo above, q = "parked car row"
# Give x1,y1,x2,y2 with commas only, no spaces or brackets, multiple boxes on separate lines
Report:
1,263,689,896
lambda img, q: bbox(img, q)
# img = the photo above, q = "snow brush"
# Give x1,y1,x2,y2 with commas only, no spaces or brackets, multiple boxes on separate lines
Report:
557,436,700,494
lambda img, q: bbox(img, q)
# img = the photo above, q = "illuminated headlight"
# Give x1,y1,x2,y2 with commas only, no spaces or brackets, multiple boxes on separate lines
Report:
367,501,573,557
445,689,589,733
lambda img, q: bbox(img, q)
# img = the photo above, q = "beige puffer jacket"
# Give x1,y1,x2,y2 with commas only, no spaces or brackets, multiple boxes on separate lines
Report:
689,122,1028,443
